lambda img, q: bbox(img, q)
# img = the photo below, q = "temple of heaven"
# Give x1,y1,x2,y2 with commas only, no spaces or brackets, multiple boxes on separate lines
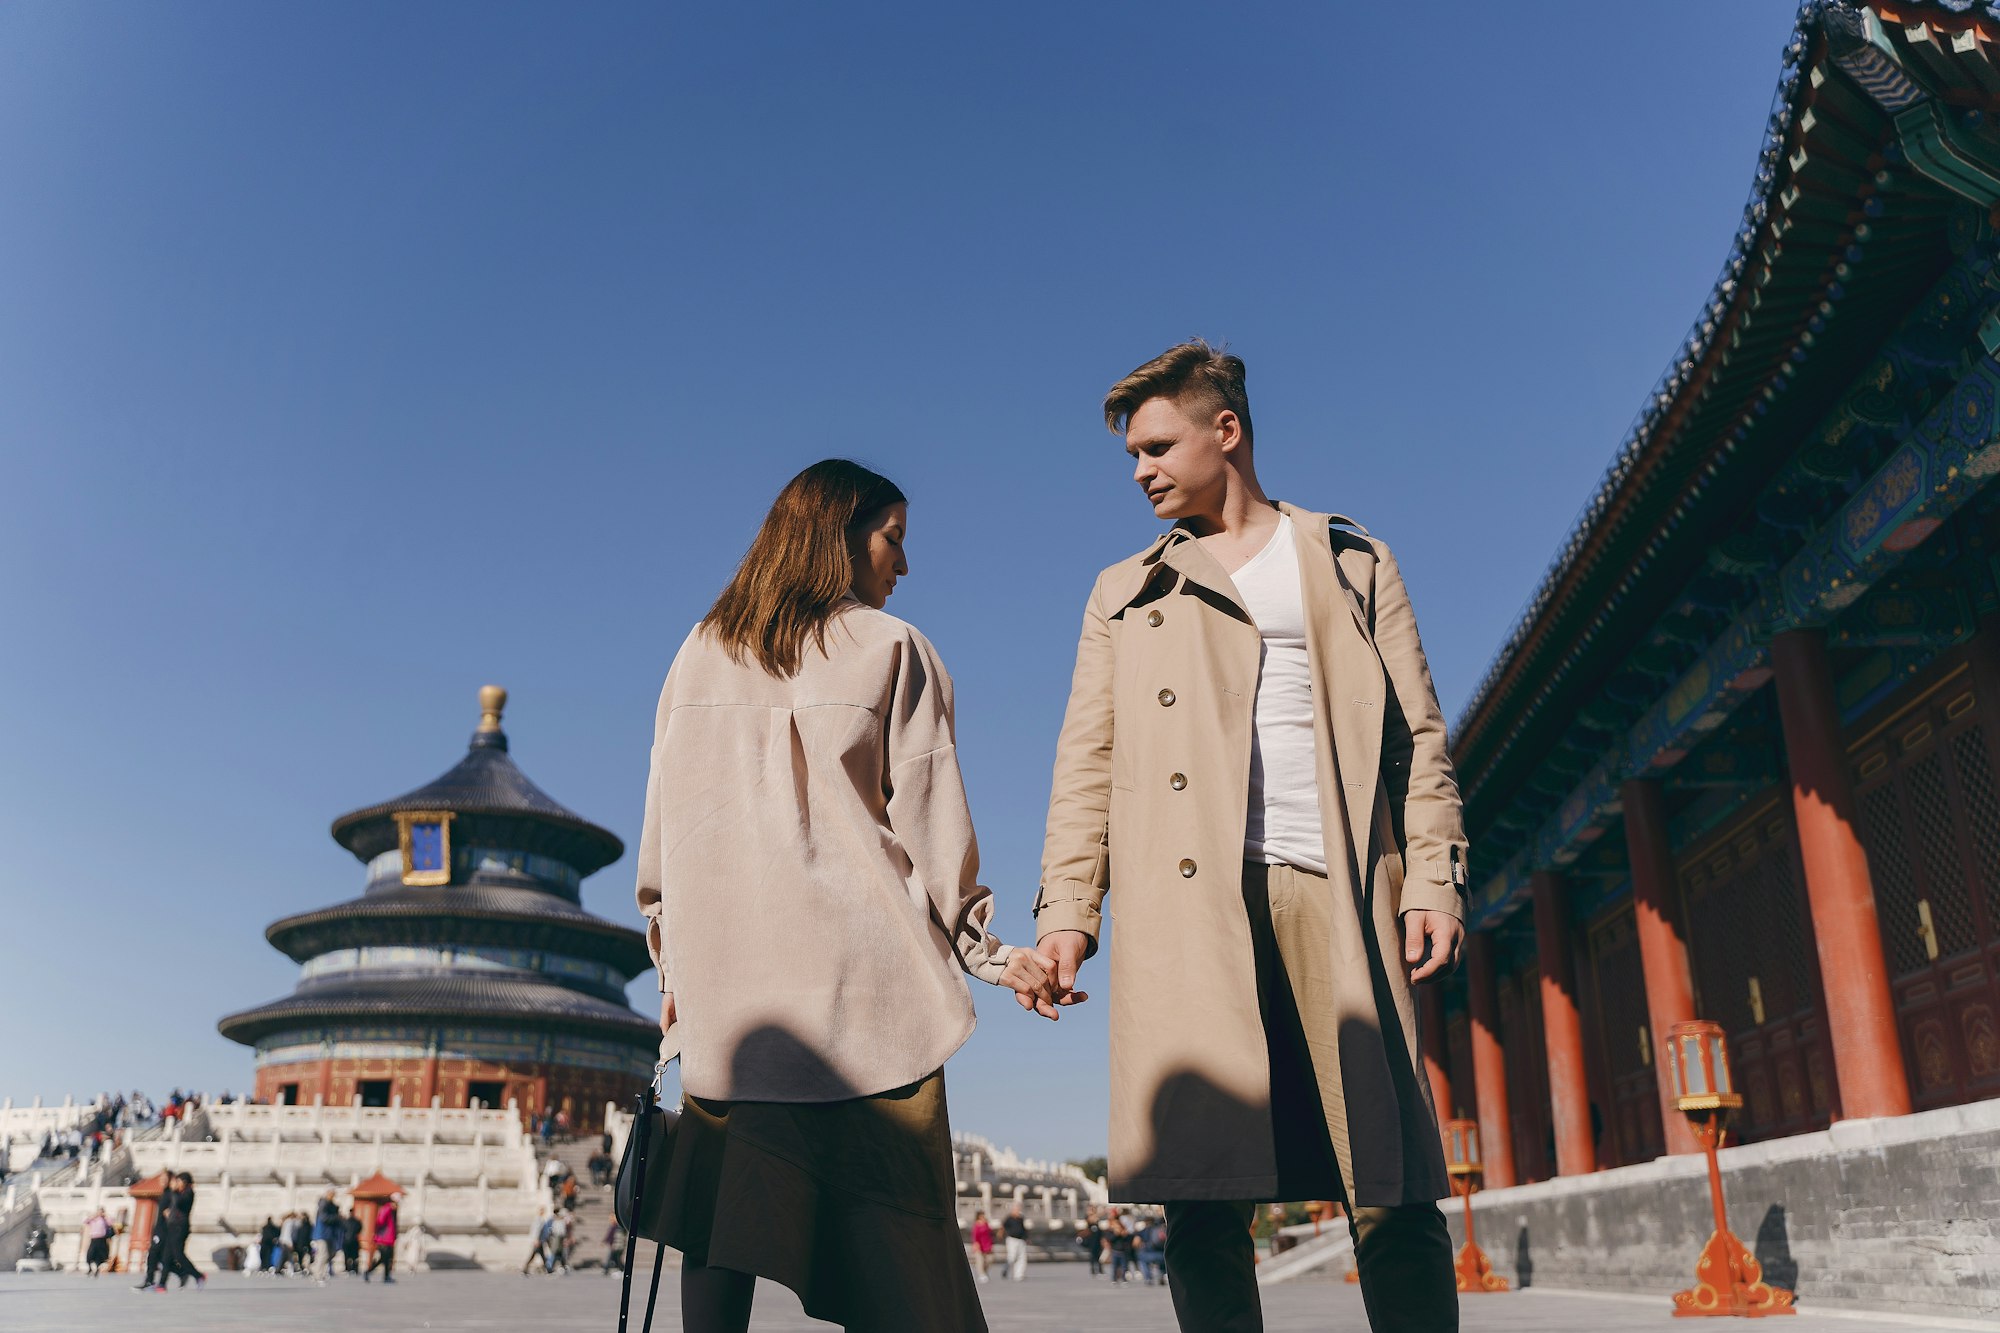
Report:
219,686,656,1129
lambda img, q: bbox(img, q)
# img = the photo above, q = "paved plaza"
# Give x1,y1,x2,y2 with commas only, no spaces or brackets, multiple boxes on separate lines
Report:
3,1265,1994,1332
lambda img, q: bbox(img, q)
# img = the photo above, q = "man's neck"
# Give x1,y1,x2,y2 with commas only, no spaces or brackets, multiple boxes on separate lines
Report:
1184,473,1282,574
1184,472,1277,541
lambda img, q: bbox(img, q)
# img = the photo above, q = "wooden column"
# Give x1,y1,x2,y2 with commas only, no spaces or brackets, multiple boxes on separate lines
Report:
1532,869,1597,1175
1622,778,1702,1156
1419,985,1454,1124
1465,932,1516,1188
1770,628,1911,1119
125,1173,167,1275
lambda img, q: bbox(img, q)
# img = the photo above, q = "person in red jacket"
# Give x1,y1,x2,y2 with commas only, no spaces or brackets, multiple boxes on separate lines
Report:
363,1194,400,1285
971,1211,995,1284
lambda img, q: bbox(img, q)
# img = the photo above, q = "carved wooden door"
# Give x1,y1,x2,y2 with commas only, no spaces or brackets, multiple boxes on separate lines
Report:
1682,800,1837,1141
1852,673,2000,1108
1588,905,1665,1166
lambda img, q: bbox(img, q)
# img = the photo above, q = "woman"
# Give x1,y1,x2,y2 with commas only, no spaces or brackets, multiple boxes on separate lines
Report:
82,1208,113,1276
364,1193,398,1283
635,459,1064,1333
971,1211,995,1284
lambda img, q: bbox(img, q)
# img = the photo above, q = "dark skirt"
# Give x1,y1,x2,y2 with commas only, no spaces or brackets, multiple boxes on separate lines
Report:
85,1236,110,1265
657,1068,986,1332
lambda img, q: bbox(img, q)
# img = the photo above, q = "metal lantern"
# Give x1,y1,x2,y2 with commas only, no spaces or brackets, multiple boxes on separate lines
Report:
1441,1118,1507,1294
1664,1020,1793,1319
1666,1019,1743,1115
1444,1118,1484,1177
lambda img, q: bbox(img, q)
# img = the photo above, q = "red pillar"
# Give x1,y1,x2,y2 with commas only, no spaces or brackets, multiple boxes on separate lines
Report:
1622,778,1702,1157
1770,628,1911,1119
1419,985,1454,1124
1465,932,1517,1188
1532,869,1597,1175
418,1054,439,1108
124,1174,166,1274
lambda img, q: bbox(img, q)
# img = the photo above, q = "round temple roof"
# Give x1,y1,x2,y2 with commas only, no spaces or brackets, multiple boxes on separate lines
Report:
217,973,659,1048
264,883,652,977
329,686,625,877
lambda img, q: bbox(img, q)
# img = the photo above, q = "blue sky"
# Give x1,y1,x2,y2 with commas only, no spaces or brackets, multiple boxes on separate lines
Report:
0,1,1803,1160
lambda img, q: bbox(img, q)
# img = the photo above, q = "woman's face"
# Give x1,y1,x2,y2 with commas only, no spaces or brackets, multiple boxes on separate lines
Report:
849,502,908,609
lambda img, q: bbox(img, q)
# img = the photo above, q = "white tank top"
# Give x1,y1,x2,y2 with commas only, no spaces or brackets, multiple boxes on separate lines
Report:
1228,518,1326,875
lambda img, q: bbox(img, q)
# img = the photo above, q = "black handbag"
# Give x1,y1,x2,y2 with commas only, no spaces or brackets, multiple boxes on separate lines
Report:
613,1059,681,1333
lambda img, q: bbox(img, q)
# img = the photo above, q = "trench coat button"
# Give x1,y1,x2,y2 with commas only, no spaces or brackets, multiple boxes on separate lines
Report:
1178,859,1197,878
1147,609,1163,627
1158,688,1176,707
1169,773,1187,791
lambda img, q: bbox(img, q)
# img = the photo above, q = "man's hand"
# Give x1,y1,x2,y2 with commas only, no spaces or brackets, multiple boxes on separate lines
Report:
659,992,677,1034
1401,910,1464,983
1001,948,1065,1020
1039,930,1093,1007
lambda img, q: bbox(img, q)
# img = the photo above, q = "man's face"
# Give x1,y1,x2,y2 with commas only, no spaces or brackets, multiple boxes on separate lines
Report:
1125,394,1237,522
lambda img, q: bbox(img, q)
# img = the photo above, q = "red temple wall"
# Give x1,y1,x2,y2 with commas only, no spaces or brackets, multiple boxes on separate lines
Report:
252,1057,638,1132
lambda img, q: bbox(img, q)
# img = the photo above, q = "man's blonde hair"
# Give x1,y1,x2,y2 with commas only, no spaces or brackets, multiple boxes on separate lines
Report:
1102,339,1253,445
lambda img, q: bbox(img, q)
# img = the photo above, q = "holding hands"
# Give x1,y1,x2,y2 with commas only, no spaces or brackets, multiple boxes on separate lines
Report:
1001,946,1083,1021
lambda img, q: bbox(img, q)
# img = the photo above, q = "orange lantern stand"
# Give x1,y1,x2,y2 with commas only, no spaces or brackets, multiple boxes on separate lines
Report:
350,1172,402,1267
1665,1021,1794,1318
1442,1118,1508,1294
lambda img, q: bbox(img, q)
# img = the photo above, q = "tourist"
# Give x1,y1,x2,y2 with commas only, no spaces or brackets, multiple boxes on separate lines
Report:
1138,1216,1168,1286
363,1191,398,1283
1033,341,1465,1333
257,1216,281,1274
285,1210,312,1274
156,1171,204,1289
342,1206,362,1274
1081,1209,1104,1277
970,1210,994,1283
522,1207,553,1276
588,1144,614,1187
82,1207,113,1276
601,1219,625,1277
634,459,1064,1333
313,1189,341,1283
1107,1213,1131,1284
547,1208,572,1274
1002,1205,1029,1281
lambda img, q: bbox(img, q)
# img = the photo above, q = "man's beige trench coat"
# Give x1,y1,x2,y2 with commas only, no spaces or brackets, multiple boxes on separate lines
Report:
1034,503,1469,1207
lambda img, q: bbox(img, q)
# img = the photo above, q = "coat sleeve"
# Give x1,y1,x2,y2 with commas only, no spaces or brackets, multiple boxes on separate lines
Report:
1371,538,1470,920
886,630,1016,986
634,656,679,998
1033,573,1114,956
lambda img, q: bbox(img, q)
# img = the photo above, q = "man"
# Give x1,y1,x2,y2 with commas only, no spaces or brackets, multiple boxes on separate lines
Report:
1036,340,1467,1333
1001,1204,1030,1282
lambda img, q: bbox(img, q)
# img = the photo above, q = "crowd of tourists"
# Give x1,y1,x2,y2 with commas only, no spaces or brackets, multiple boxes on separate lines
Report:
247,1189,401,1283
965,1205,1167,1287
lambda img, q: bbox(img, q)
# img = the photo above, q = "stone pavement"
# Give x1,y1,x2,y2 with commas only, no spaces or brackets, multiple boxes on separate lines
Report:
3,1264,1994,1331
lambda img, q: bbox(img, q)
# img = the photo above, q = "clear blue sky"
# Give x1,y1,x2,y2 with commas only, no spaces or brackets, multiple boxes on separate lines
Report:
0,1,1803,1160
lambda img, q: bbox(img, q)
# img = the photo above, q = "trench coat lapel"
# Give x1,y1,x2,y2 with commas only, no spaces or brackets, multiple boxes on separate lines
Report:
1155,526,1249,618
1282,503,1385,890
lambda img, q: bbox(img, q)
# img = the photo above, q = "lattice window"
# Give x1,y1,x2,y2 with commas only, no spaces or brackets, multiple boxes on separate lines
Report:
1860,782,1929,977
1592,919,1652,1082
1909,751,1978,959
1688,871,1754,1033
1952,728,2000,932
1758,847,1815,1019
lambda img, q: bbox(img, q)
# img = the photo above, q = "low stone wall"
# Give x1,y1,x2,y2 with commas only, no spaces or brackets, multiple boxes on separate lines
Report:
1442,1099,2000,1320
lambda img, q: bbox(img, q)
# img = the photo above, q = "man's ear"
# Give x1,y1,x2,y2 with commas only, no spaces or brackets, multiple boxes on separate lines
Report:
1215,409,1244,453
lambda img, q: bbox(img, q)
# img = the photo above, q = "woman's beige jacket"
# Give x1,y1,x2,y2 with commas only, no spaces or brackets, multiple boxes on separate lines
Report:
636,601,1014,1103
1035,503,1468,1206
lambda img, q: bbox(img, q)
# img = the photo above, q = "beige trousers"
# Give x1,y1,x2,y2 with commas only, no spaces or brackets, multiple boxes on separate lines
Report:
1159,862,1457,1333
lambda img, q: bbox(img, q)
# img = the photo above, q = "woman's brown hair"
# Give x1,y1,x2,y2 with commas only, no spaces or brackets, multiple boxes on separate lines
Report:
702,459,907,677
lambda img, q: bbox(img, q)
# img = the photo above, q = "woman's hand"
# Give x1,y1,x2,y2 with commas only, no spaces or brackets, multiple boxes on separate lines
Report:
659,992,677,1034
1002,948,1077,1021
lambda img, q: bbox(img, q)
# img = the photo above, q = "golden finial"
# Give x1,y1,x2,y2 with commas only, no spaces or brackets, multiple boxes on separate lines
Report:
478,685,507,734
